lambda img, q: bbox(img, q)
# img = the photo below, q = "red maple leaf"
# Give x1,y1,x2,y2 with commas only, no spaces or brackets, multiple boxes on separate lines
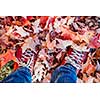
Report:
40,16,49,28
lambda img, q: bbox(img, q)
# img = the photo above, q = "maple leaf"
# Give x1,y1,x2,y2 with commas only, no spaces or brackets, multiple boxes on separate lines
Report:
32,61,46,82
79,31,94,44
55,38,73,50
40,16,49,28
60,26,78,40
14,26,30,37
22,37,40,53
0,49,17,68
60,26,94,45
48,16,56,25
82,57,96,75
27,16,33,20
45,33,56,50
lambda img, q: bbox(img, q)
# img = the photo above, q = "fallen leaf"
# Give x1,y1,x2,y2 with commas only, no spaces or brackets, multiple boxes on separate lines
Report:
13,62,19,71
89,34,100,48
0,49,17,68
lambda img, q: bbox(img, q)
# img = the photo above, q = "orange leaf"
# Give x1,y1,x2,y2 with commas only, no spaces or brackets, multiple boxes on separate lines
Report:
60,26,77,40
46,33,56,49
83,63,96,75
13,62,19,71
0,50,17,68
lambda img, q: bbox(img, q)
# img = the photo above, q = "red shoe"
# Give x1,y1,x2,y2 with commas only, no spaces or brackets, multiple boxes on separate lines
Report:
19,48,36,74
66,46,89,69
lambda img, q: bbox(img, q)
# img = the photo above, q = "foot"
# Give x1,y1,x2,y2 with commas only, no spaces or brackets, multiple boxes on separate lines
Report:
19,48,36,74
65,45,89,69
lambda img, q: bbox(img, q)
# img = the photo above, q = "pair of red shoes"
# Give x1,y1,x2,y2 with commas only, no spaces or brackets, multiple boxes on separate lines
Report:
19,46,89,74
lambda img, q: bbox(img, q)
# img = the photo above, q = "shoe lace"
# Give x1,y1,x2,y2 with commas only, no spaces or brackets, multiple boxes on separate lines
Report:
19,48,34,68
67,49,84,69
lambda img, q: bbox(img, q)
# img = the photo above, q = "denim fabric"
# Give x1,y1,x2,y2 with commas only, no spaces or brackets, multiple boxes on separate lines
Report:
50,63,77,83
0,63,77,83
1,67,32,83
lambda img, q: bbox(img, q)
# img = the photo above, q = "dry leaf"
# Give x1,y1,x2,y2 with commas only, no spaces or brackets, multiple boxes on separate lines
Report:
0,50,17,68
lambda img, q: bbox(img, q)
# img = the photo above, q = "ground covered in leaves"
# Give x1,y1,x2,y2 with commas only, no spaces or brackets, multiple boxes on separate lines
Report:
0,16,100,83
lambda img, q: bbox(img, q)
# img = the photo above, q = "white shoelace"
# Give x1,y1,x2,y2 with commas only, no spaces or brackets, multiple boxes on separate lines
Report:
67,49,84,69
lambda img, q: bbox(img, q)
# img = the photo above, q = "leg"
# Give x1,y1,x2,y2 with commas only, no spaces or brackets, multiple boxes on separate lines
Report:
1,67,32,83
50,63,77,83
50,45,88,83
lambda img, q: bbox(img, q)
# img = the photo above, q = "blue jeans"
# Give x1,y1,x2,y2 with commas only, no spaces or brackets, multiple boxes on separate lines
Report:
50,63,77,83
0,63,77,83
0,67,32,83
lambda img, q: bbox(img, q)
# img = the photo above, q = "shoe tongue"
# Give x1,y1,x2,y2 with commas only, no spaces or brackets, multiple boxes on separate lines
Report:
23,58,29,63
67,48,73,55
